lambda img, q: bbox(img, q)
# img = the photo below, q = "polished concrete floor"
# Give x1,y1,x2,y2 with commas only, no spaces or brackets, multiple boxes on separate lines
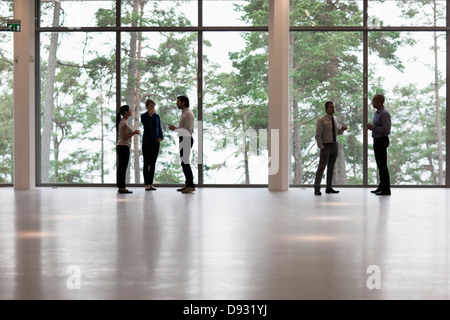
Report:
0,186,449,300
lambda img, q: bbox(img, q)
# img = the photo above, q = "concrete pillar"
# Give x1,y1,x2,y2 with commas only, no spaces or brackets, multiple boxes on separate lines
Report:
13,0,35,190
268,0,289,191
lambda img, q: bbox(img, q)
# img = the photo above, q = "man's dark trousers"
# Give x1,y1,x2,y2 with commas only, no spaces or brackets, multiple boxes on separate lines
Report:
179,136,195,188
374,136,390,191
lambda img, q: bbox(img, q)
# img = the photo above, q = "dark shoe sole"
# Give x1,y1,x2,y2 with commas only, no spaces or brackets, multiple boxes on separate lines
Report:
375,191,391,196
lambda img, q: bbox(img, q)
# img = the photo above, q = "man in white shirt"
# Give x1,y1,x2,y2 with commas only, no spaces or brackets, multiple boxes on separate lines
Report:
169,95,196,193
314,101,347,195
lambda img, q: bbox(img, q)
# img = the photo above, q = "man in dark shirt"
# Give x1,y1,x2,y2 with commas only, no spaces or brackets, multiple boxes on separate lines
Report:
367,94,391,195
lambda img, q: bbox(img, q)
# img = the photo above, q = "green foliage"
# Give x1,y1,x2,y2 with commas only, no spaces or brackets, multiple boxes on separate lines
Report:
95,7,116,27
0,88,13,183
0,31,13,183
28,0,446,185
289,0,362,27
51,149,103,183
387,83,446,184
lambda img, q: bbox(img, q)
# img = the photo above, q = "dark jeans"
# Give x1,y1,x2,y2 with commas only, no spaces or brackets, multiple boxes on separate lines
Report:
374,136,390,191
142,142,160,185
116,145,130,189
314,143,338,190
179,136,195,187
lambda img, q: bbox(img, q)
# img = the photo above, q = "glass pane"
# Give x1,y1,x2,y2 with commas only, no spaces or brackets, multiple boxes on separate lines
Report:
203,0,268,26
290,0,363,27
40,0,116,28
369,32,446,185
121,32,198,185
0,32,13,184
290,32,363,185
368,0,446,27
203,32,268,184
121,0,198,27
0,0,13,22
40,32,116,183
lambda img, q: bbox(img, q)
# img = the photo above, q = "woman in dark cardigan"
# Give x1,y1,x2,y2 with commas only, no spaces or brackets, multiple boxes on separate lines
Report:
141,99,164,191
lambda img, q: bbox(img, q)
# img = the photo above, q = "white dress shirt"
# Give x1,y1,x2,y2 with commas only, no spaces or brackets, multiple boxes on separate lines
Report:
315,114,343,150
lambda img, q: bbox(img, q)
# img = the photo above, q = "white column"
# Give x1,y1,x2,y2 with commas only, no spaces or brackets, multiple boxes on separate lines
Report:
13,0,35,190
268,0,289,191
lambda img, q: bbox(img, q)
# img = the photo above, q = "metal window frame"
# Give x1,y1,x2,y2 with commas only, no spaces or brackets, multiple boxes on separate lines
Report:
32,0,450,188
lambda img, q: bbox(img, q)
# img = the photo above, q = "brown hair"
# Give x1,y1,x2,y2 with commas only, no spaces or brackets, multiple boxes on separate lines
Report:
145,99,155,107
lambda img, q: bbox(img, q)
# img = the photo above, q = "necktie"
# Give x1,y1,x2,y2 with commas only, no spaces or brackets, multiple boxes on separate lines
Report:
332,116,336,142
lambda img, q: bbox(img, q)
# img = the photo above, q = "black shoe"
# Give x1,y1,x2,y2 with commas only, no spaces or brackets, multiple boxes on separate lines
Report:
118,189,133,194
314,190,322,195
325,188,339,194
375,190,391,196
371,189,381,194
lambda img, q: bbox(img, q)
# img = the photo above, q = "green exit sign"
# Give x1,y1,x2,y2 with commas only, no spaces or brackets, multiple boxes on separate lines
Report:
6,19,21,32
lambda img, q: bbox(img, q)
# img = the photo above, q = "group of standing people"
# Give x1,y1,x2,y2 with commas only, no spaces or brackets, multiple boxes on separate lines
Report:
115,95,195,194
314,94,391,196
116,93,391,196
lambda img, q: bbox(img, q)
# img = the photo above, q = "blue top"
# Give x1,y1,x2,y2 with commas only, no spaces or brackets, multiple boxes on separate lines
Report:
372,107,391,139
141,112,164,145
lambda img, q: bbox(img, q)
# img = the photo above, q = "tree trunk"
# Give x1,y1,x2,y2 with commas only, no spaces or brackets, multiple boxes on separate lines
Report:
244,146,250,184
125,0,139,184
433,1,443,184
133,4,145,183
41,2,61,183
334,143,348,184
290,29,303,184
292,97,303,184
329,62,347,184
100,93,105,183
53,135,58,182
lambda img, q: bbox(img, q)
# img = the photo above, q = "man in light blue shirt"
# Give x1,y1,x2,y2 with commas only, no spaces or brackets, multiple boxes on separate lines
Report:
367,94,391,195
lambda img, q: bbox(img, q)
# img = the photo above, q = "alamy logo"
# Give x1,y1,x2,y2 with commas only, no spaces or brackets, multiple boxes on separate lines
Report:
181,121,281,175
366,265,381,290
66,265,81,290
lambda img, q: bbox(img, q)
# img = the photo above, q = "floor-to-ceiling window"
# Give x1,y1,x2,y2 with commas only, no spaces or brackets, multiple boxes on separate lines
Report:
0,0,14,185
36,0,447,187
202,1,269,185
289,0,364,186
203,31,269,185
39,31,116,183
289,0,446,187
367,0,447,186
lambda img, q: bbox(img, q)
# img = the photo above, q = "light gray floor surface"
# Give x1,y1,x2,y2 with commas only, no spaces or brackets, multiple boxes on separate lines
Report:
1,187,449,300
